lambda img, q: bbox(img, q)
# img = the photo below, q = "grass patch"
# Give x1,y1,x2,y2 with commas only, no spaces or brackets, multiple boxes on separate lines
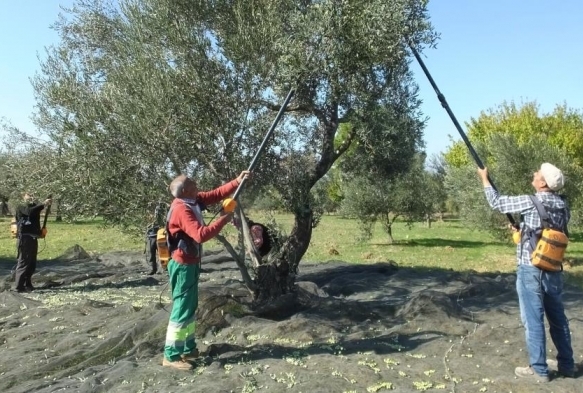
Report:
2,214,583,287
0,217,142,261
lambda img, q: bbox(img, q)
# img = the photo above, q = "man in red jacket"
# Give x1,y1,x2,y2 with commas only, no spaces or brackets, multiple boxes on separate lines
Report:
163,171,249,370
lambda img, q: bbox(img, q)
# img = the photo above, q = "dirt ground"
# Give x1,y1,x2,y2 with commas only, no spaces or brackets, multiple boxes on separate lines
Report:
0,246,581,393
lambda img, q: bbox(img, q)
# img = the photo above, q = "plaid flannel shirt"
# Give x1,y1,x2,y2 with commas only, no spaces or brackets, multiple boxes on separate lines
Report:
483,186,570,266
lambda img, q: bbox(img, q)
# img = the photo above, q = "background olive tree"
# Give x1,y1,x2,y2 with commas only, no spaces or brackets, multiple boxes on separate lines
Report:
340,153,445,242
445,101,583,167
445,132,583,240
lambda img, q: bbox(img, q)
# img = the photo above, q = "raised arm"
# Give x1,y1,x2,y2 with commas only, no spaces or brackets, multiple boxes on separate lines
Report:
174,203,232,244
483,187,534,214
197,171,251,206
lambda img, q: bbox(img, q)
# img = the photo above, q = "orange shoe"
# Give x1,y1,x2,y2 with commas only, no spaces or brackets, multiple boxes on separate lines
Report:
162,357,193,371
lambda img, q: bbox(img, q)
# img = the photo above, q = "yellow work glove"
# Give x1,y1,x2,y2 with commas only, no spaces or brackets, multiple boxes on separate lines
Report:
222,198,237,213
512,231,520,245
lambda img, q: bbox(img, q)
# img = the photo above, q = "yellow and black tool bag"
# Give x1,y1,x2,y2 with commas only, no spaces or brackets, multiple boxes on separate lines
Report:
156,227,170,270
10,219,18,239
528,196,568,272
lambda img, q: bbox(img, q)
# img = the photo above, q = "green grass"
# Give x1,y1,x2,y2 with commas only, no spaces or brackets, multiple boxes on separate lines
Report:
2,214,583,287
305,217,515,271
0,217,142,261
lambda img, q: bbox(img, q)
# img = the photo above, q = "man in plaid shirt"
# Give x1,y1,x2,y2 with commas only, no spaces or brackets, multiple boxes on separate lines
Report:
478,163,574,382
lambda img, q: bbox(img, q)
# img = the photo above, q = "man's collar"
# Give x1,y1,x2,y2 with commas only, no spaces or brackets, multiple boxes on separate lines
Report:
178,198,198,205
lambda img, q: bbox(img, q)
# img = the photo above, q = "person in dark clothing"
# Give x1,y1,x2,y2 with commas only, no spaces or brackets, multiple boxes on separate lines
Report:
144,203,167,275
248,220,277,257
232,216,277,257
14,192,52,292
145,224,160,275
0,197,9,216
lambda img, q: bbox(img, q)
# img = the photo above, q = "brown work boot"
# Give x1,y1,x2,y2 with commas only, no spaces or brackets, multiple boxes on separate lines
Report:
181,349,200,362
162,357,193,371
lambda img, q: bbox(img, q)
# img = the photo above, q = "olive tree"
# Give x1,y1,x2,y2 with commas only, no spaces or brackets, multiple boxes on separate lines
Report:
31,0,435,300
340,153,442,242
445,133,583,239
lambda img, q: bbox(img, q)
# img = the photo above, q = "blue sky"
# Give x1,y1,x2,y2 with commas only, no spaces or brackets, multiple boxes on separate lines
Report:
1,0,582,158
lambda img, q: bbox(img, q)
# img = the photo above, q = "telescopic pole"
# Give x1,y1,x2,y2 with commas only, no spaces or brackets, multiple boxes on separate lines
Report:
408,44,517,227
231,88,295,201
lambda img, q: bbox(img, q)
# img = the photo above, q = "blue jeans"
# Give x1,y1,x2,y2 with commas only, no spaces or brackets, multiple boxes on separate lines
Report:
516,264,574,376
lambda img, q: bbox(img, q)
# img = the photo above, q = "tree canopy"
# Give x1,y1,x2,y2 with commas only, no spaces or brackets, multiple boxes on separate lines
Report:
4,0,436,299
445,132,583,239
441,100,583,237
340,153,445,242
445,101,583,168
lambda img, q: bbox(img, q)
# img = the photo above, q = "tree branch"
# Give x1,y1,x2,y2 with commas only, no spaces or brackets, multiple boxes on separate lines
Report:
332,124,357,161
313,102,339,180
215,234,257,295
236,207,263,269
263,98,328,147
262,100,318,116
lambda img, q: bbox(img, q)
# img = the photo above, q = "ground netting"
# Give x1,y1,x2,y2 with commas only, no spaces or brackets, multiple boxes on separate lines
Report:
1,247,581,393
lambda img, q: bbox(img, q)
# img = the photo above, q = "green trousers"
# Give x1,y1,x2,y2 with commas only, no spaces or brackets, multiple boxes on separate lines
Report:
164,259,200,361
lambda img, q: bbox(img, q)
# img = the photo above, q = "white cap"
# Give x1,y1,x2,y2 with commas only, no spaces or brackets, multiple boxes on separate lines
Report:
540,163,565,191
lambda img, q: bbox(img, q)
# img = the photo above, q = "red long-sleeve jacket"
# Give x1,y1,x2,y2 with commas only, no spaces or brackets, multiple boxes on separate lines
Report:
167,179,238,264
